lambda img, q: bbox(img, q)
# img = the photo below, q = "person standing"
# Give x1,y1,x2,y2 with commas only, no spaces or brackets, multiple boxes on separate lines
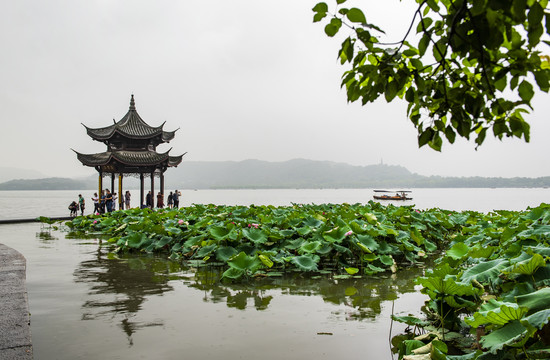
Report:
100,190,106,214
173,190,180,208
157,192,164,208
92,193,99,214
78,194,85,216
125,191,131,209
146,191,152,208
167,191,173,209
105,190,113,212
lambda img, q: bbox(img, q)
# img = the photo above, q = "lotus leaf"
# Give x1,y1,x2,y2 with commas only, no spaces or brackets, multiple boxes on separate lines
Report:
465,300,528,327
209,225,232,241
379,254,394,266
344,267,359,275
242,228,268,244
391,315,429,327
504,253,546,276
446,242,470,260
516,288,550,315
196,244,217,258
122,232,151,249
216,246,238,262
291,255,318,271
460,259,510,285
367,263,385,273
524,308,550,330
417,275,481,298
299,240,321,254
258,254,273,268
323,227,348,243
303,216,323,228
356,234,379,251
153,236,173,250
401,339,426,356
296,226,312,236
221,267,245,280
410,228,425,246
480,320,530,354
227,252,262,272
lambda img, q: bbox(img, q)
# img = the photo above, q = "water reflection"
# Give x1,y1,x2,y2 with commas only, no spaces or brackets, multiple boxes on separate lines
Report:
73,247,176,345
70,242,425,346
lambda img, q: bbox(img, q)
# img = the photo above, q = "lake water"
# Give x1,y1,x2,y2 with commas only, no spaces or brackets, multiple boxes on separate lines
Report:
1,223,426,360
1,188,549,359
1,187,549,220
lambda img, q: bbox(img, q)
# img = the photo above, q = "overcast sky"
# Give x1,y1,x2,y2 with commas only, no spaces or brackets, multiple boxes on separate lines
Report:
1,0,548,179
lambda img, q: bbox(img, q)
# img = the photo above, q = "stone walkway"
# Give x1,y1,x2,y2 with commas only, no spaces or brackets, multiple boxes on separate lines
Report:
0,243,33,359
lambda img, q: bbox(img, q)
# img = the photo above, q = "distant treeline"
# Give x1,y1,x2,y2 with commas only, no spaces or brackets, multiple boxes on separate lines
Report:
1,160,549,190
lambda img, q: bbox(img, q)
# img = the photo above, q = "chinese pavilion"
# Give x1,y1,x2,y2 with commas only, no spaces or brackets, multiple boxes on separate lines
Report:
74,95,185,209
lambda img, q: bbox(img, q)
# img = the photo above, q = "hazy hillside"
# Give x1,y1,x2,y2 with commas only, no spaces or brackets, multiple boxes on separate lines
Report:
1,159,549,190
0,177,89,190
168,159,419,189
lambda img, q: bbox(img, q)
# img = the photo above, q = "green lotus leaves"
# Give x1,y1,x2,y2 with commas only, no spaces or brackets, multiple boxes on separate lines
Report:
465,300,528,327
216,246,238,262
299,240,322,254
153,236,173,250
122,232,152,249
480,320,531,354
504,253,546,276
291,255,319,271
460,259,510,285
55,200,550,357
446,242,470,260
209,225,233,241
391,315,429,327
227,252,262,273
323,227,348,243
258,254,273,268
356,234,378,251
242,227,268,244
516,287,550,315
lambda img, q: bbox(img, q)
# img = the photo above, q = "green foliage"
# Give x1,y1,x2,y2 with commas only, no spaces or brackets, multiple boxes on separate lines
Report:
63,201,550,358
392,203,550,358
313,1,550,150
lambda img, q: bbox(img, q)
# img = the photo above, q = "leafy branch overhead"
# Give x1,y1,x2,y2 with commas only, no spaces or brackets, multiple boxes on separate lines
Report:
313,0,550,150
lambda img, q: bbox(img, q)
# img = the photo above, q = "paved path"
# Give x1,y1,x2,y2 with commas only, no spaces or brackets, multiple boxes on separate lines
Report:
0,243,33,359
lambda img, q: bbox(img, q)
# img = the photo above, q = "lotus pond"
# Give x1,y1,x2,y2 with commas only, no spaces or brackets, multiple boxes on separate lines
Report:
44,201,550,359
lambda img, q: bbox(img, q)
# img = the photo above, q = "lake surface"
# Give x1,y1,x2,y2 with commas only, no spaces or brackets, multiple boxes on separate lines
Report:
1,223,425,360
1,187,549,220
1,188,549,359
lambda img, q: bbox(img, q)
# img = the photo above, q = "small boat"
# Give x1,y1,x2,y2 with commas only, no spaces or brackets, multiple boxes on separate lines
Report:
373,190,412,201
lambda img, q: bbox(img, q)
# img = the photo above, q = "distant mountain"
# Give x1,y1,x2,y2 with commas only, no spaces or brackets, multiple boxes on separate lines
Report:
1,159,549,190
0,177,90,190
167,159,421,189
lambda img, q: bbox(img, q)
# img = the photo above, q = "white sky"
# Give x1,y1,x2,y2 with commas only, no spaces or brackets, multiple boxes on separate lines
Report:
0,0,548,179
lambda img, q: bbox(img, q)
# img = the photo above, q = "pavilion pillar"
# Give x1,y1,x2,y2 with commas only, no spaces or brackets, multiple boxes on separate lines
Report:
150,172,155,208
118,174,123,210
140,173,144,208
160,172,165,205
98,171,103,204
111,173,115,194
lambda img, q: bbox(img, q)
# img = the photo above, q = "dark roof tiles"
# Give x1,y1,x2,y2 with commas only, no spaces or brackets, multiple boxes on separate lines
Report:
84,95,177,142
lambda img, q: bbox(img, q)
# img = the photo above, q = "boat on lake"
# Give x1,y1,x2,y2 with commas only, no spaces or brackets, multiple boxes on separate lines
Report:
373,190,412,201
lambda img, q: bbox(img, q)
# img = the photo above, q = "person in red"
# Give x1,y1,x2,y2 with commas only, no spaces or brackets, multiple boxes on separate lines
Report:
157,192,164,208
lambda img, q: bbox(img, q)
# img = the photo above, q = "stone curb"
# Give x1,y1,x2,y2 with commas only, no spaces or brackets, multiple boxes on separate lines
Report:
0,243,33,359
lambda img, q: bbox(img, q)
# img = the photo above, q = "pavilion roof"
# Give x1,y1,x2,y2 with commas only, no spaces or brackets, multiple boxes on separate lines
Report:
83,95,177,142
73,149,184,168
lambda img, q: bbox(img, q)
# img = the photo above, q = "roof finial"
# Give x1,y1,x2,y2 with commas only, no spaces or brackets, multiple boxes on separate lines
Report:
129,94,136,110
